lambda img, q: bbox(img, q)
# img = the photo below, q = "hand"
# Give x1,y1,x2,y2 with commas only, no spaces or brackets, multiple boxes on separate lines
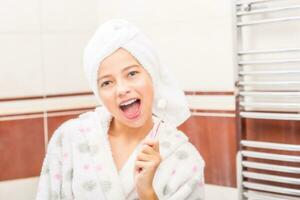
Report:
134,138,161,200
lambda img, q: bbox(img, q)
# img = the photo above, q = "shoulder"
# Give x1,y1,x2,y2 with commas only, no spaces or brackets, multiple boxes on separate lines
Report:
162,131,205,178
159,121,205,167
46,118,78,154
159,121,188,141
47,109,97,151
175,140,205,167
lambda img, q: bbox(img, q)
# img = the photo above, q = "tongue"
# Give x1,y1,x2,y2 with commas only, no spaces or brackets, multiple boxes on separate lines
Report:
122,101,140,119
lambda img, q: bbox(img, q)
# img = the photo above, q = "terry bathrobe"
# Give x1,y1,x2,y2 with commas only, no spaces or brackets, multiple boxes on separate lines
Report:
36,106,205,200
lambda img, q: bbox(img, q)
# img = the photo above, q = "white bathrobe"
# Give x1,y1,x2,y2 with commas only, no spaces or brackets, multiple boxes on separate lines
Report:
36,107,205,200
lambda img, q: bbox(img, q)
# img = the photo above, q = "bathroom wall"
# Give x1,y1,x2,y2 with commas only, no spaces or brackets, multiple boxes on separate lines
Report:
0,0,238,199
0,2,101,199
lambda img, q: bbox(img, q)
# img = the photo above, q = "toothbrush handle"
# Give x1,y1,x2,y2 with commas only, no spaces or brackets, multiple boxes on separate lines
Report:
151,120,162,139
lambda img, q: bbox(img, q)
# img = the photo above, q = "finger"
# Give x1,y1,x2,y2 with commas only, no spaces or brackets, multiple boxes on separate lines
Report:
140,146,161,160
135,159,160,172
134,161,144,174
143,139,160,152
135,160,151,169
140,144,158,155
140,144,153,154
152,141,159,152
136,152,153,161
142,138,158,147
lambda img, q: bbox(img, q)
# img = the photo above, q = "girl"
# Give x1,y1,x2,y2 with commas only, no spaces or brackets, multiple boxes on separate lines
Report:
36,19,205,200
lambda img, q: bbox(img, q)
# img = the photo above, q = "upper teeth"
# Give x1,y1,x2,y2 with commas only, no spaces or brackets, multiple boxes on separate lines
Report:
120,98,137,106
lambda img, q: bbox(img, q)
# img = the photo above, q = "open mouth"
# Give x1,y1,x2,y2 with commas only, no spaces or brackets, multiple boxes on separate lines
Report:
119,98,141,119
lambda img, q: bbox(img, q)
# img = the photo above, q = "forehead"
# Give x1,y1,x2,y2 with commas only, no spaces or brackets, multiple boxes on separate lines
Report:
98,48,140,76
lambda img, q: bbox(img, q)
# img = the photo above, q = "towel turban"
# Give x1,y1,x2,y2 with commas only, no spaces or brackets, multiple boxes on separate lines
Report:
83,19,190,126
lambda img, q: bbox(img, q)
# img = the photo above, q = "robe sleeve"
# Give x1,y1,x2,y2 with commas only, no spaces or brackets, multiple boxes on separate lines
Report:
167,173,205,200
36,124,68,200
161,143,205,200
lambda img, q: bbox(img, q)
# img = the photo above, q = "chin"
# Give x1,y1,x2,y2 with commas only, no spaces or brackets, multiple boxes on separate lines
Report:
116,110,150,128
123,115,147,128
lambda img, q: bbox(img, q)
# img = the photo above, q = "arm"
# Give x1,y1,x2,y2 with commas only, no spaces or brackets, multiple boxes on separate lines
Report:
167,173,205,200
162,144,205,200
36,127,64,200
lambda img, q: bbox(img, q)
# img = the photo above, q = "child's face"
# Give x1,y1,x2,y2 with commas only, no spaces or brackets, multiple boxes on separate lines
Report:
97,48,154,128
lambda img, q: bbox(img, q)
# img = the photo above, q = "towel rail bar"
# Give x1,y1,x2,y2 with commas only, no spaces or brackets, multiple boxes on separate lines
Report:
237,5,300,16
239,70,300,75
238,48,300,55
239,58,300,65
238,16,300,26
240,112,300,120
239,91,300,97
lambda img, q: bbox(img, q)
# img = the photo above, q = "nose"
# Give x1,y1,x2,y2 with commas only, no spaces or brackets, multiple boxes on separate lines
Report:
116,81,131,98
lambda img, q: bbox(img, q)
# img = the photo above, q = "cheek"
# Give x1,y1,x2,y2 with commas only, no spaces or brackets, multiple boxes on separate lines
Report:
135,76,152,92
99,90,116,109
137,78,154,102
146,83,154,99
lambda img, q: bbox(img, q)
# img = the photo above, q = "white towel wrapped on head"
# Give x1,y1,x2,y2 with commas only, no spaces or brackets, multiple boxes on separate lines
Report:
83,19,190,126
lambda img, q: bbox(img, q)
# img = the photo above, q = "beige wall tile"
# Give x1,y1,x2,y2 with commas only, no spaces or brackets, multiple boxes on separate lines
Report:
42,33,93,94
0,34,43,98
0,0,40,33
41,0,98,32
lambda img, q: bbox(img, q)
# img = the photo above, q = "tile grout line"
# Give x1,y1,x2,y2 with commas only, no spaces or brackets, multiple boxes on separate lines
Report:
38,0,48,153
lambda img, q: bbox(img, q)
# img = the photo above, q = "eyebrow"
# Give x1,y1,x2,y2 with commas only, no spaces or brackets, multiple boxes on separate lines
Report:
97,64,140,83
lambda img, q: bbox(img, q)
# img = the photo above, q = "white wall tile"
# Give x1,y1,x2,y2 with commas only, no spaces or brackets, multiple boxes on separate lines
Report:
44,95,98,111
42,33,93,94
0,34,43,98
98,0,231,23
0,98,44,116
0,177,39,200
138,20,235,91
186,95,235,110
0,0,40,33
41,0,98,32
206,184,238,200
0,95,97,116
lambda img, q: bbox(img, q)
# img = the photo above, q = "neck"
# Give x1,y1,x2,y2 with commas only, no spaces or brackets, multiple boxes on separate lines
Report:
109,115,154,142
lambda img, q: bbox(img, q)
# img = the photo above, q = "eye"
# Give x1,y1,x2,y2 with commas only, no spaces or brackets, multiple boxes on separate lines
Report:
100,81,111,88
128,71,139,77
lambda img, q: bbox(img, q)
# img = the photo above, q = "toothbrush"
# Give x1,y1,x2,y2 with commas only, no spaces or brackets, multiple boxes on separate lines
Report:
150,120,162,139
137,100,166,174
150,99,167,139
